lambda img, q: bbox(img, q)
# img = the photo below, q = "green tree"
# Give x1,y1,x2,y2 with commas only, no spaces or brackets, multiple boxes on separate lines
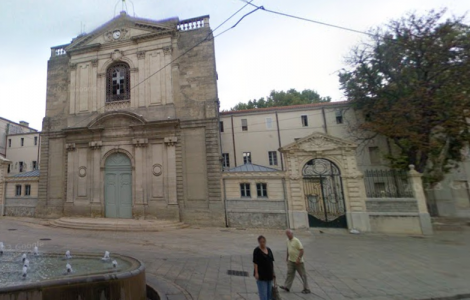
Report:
339,9,470,185
231,89,331,111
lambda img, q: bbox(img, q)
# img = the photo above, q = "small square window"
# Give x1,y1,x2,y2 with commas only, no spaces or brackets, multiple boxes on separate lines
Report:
15,185,22,196
369,147,381,165
266,117,273,129
34,136,38,145
220,121,224,133
240,183,251,198
243,152,252,164
335,110,343,124
21,138,24,146
222,153,230,168
241,119,248,131
25,185,31,196
268,151,278,166
301,115,308,127
256,183,268,198
19,161,24,173
32,161,37,170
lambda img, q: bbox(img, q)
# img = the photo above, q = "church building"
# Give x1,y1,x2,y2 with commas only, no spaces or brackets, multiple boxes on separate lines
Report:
36,12,224,226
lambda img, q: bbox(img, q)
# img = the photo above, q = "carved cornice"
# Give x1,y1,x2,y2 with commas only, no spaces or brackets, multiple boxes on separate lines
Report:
137,51,146,60
91,59,98,67
89,141,103,150
164,136,177,146
131,31,174,43
65,143,76,151
132,138,149,147
163,46,172,55
69,63,77,70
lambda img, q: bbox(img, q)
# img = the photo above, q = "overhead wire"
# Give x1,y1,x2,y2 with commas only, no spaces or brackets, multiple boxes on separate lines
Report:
239,0,372,36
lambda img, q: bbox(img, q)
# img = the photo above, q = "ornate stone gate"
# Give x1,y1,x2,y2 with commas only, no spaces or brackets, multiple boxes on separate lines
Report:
280,132,371,231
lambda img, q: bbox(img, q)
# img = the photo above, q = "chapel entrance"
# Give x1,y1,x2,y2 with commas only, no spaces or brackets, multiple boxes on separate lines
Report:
104,153,132,219
302,158,347,228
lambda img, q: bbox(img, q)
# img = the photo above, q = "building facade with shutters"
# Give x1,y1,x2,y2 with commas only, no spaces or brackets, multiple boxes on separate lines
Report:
37,12,223,225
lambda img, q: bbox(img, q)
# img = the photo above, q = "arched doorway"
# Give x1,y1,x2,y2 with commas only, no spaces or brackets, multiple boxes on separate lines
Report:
104,153,132,219
302,158,346,228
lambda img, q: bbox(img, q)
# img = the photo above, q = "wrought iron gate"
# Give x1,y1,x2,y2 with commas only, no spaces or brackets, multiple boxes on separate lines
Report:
302,159,346,228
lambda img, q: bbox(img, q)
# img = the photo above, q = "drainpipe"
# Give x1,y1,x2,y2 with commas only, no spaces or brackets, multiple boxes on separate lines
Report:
222,178,229,227
230,115,237,167
275,111,284,171
282,177,290,229
321,107,328,134
36,134,41,170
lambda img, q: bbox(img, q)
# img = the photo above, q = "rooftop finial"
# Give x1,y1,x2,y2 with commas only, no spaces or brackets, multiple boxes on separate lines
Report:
114,0,135,17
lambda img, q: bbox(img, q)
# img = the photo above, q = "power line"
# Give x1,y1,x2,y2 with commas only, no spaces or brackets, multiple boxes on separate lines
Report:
240,0,372,36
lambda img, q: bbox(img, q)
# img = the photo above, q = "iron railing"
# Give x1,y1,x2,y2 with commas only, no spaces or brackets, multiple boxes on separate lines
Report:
364,169,413,198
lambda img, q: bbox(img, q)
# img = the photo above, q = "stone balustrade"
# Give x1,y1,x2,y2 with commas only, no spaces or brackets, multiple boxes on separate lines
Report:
177,15,209,31
50,44,68,58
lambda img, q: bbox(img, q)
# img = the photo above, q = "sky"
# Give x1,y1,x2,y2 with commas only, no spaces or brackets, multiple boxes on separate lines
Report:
0,0,467,130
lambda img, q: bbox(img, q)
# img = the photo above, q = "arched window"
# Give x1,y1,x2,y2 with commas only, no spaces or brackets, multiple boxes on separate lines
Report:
106,63,130,102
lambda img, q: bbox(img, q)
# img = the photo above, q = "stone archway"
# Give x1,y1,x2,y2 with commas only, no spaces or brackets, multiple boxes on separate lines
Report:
280,132,371,231
104,152,132,219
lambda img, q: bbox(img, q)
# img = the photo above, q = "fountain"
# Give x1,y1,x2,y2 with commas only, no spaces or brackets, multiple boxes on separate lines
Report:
0,248,147,300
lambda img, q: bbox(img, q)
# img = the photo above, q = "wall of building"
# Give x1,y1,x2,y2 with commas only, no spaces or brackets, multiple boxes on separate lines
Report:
5,133,40,175
223,173,287,229
4,177,39,217
220,103,391,172
0,117,37,157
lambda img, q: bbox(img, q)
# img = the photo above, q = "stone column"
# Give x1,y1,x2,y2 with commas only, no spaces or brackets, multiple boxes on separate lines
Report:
164,137,178,205
408,165,433,235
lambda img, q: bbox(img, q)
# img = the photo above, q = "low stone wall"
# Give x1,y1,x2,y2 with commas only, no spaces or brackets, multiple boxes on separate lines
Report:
366,198,423,234
226,199,287,229
366,198,418,213
4,200,37,217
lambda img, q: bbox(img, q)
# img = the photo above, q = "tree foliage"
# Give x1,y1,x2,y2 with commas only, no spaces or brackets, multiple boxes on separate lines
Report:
339,9,470,185
230,89,331,111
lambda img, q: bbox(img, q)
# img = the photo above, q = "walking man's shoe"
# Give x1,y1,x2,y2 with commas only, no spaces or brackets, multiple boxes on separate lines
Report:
301,289,311,294
279,286,290,292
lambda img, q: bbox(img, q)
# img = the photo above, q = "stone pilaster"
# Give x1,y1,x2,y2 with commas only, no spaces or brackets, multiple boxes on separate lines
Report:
408,165,433,235
65,143,76,203
164,137,177,205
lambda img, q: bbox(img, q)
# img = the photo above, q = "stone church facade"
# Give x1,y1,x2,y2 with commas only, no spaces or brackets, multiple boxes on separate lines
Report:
36,12,224,225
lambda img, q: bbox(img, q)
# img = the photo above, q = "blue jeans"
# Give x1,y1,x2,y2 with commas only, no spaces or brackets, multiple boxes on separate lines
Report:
256,280,273,300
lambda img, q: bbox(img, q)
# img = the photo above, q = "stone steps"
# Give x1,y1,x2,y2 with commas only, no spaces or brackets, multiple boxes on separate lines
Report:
49,217,189,232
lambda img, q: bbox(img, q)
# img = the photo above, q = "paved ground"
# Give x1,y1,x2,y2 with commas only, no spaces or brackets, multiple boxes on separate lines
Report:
0,218,469,300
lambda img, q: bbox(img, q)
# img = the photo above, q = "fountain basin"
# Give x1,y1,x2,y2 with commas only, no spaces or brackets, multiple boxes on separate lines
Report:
0,252,146,300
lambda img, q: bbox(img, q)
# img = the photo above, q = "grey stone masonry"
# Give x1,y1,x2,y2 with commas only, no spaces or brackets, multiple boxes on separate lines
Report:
366,198,419,213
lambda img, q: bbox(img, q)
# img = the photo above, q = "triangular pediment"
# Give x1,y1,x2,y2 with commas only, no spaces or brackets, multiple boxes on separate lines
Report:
65,12,177,53
280,132,357,153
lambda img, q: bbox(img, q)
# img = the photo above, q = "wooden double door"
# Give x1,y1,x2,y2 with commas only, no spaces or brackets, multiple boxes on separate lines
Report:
104,153,132,219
